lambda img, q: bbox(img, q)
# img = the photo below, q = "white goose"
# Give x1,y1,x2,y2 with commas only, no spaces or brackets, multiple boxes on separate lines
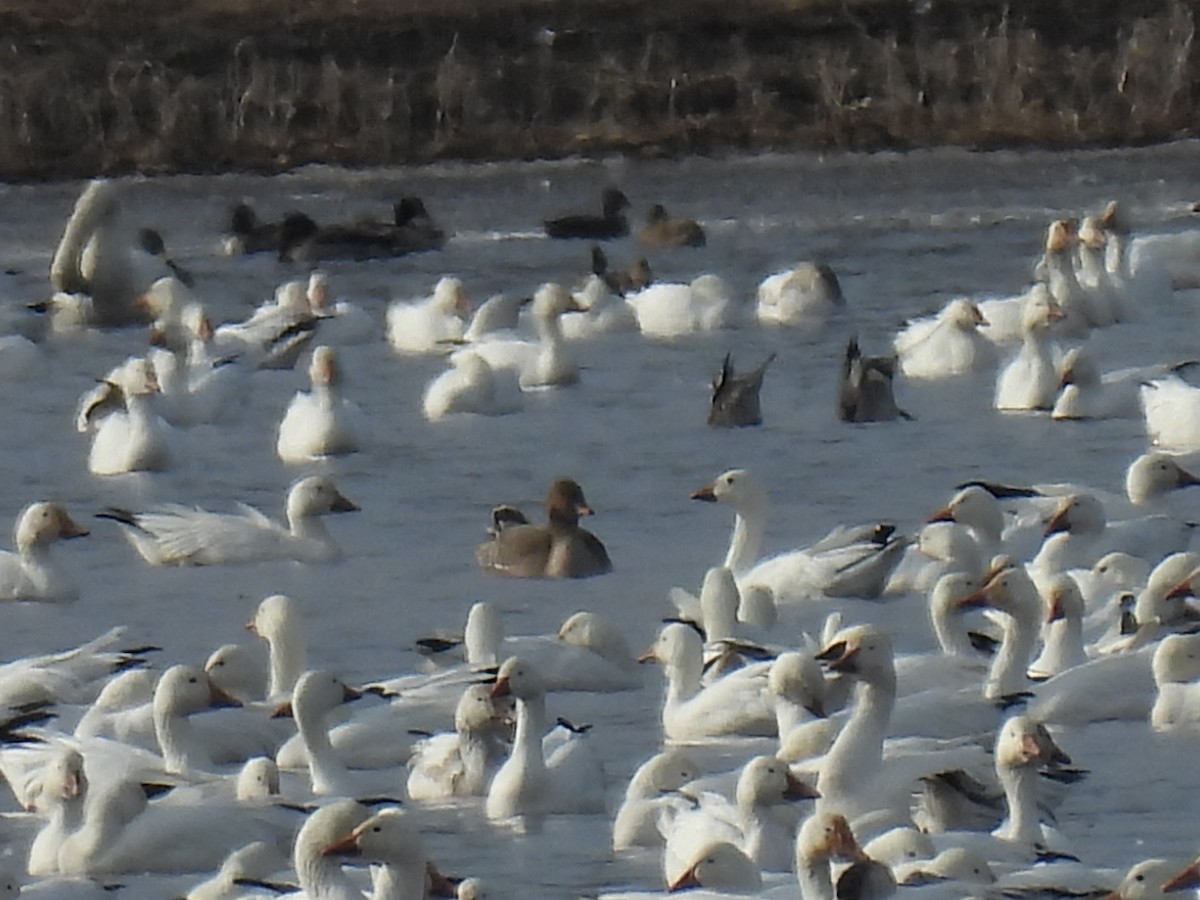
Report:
248,593,307,702
611,749,700,851
80,355,174,476
421,349,522,421
27,748,87,876
794,812,867,900
152,663,252,774
1141,375,1200,452
293,800,370,900
994,285,1067,411
665,841,762,893
484,656,605,820
1051,345,1144,421
755,262,843,328
276,669,376,798
148,306,246,428
276,346,365,463
49,179,171,327
893,298,996,380
628,274,743,337
1027,573,1088,681
639,622,775,741
321,807,432,900
1149,633,1200,730
306,271,376,346
660,754,819,882
690,468,907,601
214,280,316,371
386,276,470,353
98,475,358,566
405,682,510,801
469,282,582,388
0,502,89,602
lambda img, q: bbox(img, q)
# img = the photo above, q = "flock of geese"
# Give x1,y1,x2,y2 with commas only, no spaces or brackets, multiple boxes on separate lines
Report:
3,175,1200,900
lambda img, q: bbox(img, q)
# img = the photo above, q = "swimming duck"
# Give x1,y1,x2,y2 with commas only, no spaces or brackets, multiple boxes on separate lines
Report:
543,187,630,240
475,478,612,578
708,352,774,428
838,337,906,423
638,204,705,248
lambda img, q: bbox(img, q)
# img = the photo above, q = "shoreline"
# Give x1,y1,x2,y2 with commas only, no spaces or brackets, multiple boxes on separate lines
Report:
0,0,1195,182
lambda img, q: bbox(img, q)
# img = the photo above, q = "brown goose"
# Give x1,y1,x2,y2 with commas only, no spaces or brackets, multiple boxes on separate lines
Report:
475,479,612,579
638,204,705,248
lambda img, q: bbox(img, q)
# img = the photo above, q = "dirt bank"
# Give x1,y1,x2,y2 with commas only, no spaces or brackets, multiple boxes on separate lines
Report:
0,0,1196,181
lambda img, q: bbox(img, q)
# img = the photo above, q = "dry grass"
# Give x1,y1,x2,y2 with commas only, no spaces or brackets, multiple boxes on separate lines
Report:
0,0,1196,180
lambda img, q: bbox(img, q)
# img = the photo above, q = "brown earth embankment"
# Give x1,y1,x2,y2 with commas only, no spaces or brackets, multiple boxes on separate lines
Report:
0,0,1196,181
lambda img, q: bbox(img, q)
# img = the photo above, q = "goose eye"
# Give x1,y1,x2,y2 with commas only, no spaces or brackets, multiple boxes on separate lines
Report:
188,676,198,683
372,825,382,833
1135,874,1144,882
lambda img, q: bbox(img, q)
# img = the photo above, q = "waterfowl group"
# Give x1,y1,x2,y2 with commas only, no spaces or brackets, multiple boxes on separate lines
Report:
4,177,1200,900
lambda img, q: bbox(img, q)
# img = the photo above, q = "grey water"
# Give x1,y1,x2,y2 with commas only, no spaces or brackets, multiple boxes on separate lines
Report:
2,141,1200,896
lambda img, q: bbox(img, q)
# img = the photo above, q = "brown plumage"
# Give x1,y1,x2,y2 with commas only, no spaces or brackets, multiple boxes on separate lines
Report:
591,246,653,296
475,479,612,579
638,204,705,248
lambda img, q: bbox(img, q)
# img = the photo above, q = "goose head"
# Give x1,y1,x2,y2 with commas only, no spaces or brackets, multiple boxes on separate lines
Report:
795,810,862,867
14,502,89,553
768,651,828,718
322,807,425,867
275,280,312,314
154,664,241,719
1022,284,1067,332
690,468,767,513
455,878,486,900
668,841,762,893
1045,573,1085,625
628,748,699,797
815,626,895,683
235,756,281,801
248,593,304,646
1152,633,1200,686
639,622,703,671
204,643,266,703
90,667,156,711
294,799,369,876
1138,551,1200,626
489,656,546,702
287,669,362,722
1079,215,1107,252
896,847,995,885
454,682,510,734
308,346,341,389
862,827,935,868
557,610,633,665
1107,858,1189,899
544,478,593,528
927,486,1004,544
532,282,583,322
464,601,502,667
994,714,1069,771
286,475,359,521
1045,218,1078,255
945,298,987,330
1057,346,1102,391
1126,452,1200,507
957,565,1043,622
432,277,471,318
307,271,330,311
735,755,819,810
35,747,87,812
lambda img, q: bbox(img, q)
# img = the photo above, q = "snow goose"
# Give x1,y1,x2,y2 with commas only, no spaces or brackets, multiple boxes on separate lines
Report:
543,187,629,240
484,656,605,820
152,663,252,774
97,475,358,566
893,298,996,380
277,669,375,798
322,808,432,900
626,274,742,337
71,668,157,747
560,274,638,339
666,841,762,893
305,272,375,346
421,349,522,421
177,840,291,900
1027,573,1088,681
27,749,86,876
953,564,1043,703
405,683,511,801
0,627,151,711
1073,215,1122,327
469,282,583,387
755,261,844,327
660,754,819,882
248,593,307,702
293,800,370,900
1149,633,1200,730
1142,376,1200,452
204,643,268,705
49,180,170,327
0,502,88,602
994,284,1067,411
611,749,700,851
148,307,246,428
793,811,865,900
1039,218,1092,337
385,276,470,353
1051,345,1144,420
639,622,775,741
81,355,174,476
276,346,365,463
214,280,317,371
690,468,907,601
475,478,611,579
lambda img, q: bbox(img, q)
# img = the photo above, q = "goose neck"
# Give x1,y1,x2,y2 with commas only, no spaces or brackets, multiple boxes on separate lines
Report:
726,504,766,574
994,761,1041,846
370,861,428,900
986,606,1038,700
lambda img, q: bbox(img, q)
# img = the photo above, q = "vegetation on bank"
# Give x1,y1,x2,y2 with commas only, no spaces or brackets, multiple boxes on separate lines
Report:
0,0,1195,180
